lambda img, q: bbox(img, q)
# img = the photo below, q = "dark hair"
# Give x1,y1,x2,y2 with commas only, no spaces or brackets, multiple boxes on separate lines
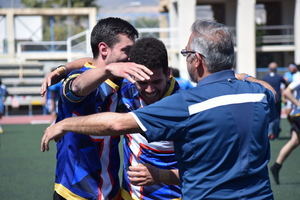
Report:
90,17,138,58
171,67,180,77
129,37,168,75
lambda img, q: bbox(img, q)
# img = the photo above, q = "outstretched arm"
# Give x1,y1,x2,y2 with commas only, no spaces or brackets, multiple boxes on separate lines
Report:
41,112,142,152
235,73,277,98
128,163,180,185
283,87,300,106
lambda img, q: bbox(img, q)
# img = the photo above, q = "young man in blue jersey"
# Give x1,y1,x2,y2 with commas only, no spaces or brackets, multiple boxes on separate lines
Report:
42,20,276,199
49,17,152,200
44,37,181,200
119,38,181,199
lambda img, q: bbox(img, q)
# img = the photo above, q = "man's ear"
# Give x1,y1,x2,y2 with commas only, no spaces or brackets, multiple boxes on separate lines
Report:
194,53,205,77
99,42,109,57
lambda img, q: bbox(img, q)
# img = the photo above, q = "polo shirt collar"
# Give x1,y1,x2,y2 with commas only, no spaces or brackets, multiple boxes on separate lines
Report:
197,69,236,86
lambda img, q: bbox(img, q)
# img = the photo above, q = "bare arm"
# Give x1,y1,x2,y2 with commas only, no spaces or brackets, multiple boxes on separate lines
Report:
71,62,153,96
235,73,277,98
41,112,142,152
283,87,300,106
40,57,93,96
128,163,180,185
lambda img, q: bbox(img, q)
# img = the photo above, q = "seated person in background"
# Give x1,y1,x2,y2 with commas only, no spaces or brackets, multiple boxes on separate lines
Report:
0,78,8,134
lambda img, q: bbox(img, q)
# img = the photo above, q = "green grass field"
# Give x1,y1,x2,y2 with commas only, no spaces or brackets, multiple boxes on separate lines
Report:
0,120,299,200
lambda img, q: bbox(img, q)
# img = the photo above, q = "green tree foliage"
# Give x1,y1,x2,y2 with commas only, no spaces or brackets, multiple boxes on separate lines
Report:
21,0,96,41
21,0,97,8
133,17,159,28
133,17,159,38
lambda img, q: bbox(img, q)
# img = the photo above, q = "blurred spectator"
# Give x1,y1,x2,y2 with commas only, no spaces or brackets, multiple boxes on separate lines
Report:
43,82,62,118
270,75,300,184
284,63,298,84
263,62,287,139
283,64,300,116
0,79,8,134
170,67,194,89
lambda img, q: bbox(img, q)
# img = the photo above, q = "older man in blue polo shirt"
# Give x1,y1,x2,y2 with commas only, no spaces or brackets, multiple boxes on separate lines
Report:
42,20,276,200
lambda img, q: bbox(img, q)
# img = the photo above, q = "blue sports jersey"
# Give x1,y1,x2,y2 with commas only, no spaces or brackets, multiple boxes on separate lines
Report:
0,84,8,114
55,62,121,200
132,70,275,200
120,78,181,200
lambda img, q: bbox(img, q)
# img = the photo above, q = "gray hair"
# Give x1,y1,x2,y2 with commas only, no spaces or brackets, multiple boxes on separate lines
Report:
190,20,235,73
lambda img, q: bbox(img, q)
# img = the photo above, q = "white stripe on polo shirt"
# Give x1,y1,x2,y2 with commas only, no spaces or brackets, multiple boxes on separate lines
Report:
188,93,266,115
130,112,147,132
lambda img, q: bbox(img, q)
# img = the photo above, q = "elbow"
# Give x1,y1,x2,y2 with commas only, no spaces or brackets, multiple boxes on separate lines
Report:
111,122,125,133
283,88,290,98
71,81,88,96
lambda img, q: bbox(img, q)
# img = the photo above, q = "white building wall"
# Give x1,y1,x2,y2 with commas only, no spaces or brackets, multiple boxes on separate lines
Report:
236,0,256,75
295,0,300,64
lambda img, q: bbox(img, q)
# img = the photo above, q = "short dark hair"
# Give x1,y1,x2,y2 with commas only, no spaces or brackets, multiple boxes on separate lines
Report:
171,67,180,78
129,37,168,75
90,17,138,58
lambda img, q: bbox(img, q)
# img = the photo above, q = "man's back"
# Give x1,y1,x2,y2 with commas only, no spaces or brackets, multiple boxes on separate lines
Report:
133,70,274,199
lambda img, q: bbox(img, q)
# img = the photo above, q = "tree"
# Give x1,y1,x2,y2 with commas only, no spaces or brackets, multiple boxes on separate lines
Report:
21,0,98,8
21,0,97,41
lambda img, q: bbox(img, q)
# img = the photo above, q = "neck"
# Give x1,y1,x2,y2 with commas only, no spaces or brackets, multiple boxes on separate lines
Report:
93,57,106,68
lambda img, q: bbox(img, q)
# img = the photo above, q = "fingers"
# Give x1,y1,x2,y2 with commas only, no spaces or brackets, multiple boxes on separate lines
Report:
123,67,152,83
40,81,47,97
40,131,50,152
128,176,148,186
127,169,148,186
128,63,153,81
127,164,155,186
125,74,136,84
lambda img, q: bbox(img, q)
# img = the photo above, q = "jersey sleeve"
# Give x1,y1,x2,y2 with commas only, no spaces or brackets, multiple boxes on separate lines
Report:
131,92,189,142
61,67,93,103
62,73,86,103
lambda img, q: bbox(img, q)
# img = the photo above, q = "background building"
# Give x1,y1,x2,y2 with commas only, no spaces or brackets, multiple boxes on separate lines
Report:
160,0,299,79
0,0,298,114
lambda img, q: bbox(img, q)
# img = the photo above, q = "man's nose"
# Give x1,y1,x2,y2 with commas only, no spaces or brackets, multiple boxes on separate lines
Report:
145,85,155,93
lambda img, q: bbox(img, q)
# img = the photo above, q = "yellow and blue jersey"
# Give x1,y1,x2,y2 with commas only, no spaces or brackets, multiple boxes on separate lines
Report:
120,78,181,200
55,63,121,200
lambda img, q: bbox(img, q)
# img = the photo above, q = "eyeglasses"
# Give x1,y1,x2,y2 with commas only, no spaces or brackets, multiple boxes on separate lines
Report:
180,49,206,58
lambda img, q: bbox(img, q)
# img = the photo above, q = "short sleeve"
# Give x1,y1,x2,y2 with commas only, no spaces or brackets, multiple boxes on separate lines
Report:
288,79,300,91
61,67,90,103
62,73,86,103
132,92,189,142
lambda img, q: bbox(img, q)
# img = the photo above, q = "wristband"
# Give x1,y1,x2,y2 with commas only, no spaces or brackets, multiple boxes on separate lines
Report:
55,65,67,76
